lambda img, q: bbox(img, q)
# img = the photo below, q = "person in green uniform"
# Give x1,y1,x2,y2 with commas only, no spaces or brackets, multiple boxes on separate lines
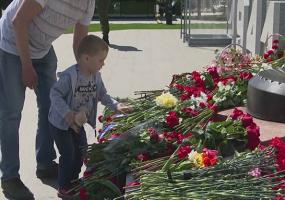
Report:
97,0,111,45
0,0,13,18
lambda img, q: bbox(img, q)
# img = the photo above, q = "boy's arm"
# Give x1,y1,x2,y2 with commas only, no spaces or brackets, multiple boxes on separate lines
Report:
97,75,118,111
50,75,73,119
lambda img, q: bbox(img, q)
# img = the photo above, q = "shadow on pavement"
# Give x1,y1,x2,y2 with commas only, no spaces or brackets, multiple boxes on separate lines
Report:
109,44,142,52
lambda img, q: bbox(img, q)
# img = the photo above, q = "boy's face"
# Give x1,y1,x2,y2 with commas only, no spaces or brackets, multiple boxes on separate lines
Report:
85,50,108,74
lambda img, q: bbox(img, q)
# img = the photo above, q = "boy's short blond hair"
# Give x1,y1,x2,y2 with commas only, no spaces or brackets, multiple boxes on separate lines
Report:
77,35,108,57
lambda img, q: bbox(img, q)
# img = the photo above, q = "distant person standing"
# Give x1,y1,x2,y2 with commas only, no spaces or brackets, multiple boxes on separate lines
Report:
0,0,13,18
97,0,111,45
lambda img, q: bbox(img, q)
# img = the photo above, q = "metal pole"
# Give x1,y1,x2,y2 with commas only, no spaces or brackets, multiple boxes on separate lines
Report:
183,0,187,42
232,0,238,48
187,0,191,46
180,0,183,39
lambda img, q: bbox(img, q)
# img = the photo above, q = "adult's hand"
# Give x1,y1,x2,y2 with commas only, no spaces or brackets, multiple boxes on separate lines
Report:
12,0,43,89
22,63,38,89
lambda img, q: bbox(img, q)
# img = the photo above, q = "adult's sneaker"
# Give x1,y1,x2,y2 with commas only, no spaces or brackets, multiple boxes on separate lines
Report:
1,177,34,200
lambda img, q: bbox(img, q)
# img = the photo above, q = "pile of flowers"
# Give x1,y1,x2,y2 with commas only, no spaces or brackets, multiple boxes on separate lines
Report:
70,36,285,199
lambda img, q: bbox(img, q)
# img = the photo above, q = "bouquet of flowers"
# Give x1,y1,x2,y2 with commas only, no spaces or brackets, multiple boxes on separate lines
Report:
124,147,285,200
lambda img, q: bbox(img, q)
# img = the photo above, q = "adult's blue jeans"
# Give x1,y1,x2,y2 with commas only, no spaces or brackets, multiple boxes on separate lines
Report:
49,123,87,188
0,47,57,180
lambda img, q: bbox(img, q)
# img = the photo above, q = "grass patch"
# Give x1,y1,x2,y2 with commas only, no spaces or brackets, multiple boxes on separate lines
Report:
65,23,227,34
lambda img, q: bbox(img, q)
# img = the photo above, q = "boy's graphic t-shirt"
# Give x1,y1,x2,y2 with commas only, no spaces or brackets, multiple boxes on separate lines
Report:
72,70,97,120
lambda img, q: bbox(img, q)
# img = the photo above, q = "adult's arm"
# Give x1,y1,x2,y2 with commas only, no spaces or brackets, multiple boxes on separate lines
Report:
73,23,88,61
12,0,43,89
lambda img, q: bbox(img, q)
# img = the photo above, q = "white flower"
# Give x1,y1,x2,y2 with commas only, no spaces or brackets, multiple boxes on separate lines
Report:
188,150,198,162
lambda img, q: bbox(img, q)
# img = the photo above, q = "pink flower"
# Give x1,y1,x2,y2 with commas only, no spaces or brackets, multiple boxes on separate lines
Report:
108,133,121,140
248,168,261,177
202,148,219,167
126,181,140,187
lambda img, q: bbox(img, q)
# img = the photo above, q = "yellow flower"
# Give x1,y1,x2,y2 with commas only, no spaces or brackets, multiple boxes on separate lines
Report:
155,92,178,108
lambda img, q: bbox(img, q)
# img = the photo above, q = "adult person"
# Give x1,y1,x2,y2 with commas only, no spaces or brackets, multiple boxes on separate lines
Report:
97,0,111,45
0,0,95,199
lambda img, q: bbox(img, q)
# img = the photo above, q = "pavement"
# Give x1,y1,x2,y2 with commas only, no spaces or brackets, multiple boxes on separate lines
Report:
1,28,284,199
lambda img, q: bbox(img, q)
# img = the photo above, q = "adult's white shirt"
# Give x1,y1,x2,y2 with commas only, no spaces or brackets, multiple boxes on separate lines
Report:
0,0,95,59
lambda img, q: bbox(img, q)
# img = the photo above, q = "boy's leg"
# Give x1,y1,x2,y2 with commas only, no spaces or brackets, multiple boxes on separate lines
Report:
50,123,75,189
0,49,34,199
71,128,87,180
33,47,57,174
0,49,25,180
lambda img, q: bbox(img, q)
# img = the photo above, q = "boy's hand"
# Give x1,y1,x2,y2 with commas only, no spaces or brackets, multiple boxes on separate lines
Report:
116,103,133,114
70,123,81,134
74,111,87,127
65,111,81,134
65,111,76,126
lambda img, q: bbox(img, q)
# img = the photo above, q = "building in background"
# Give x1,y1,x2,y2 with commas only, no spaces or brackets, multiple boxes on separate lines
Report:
236,0,285,55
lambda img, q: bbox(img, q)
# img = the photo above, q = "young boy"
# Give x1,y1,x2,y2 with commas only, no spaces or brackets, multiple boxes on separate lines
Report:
48,35,132,198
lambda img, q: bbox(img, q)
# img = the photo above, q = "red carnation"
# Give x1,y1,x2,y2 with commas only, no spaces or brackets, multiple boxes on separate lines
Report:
230,108,244,120
240,72,253,80
136,153,150,162
272,44,279,50
79,188,89,200
177,145,191,159
98,115,104,123
241,113,253,127
263,53,269,59
246,124,260,150
166,111,179,128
